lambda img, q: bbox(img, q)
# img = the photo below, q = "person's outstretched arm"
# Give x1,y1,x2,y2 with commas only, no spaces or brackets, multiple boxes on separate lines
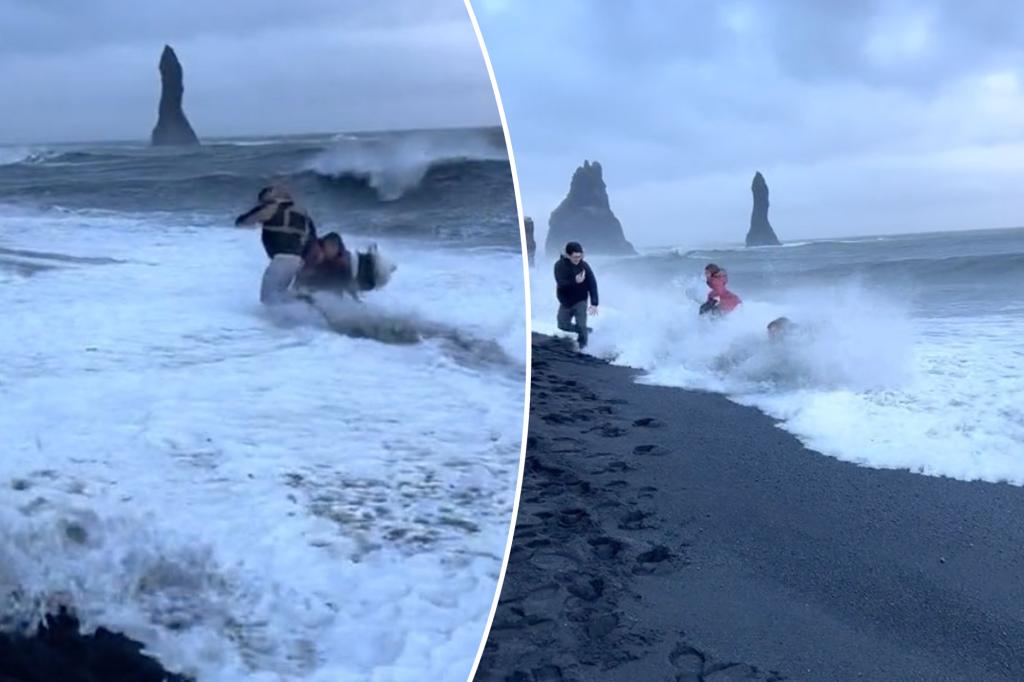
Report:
234,202,277,226
585,263,599,306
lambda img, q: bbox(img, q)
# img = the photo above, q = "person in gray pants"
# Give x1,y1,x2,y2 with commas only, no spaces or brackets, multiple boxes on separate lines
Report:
553,241,599,349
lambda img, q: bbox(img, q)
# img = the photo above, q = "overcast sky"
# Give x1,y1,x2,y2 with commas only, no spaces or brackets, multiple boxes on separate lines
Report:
476,0,1024,245
0,0,498,144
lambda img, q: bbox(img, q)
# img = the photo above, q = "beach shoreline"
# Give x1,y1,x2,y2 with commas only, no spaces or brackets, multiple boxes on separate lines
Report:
0,611,190,682
476,334,1024,681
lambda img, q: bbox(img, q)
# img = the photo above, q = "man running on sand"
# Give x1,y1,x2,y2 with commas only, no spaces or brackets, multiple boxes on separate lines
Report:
554,241,599,349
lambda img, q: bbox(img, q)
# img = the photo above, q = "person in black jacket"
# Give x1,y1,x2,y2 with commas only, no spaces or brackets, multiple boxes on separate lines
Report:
234,185,319,303
553,241,599,349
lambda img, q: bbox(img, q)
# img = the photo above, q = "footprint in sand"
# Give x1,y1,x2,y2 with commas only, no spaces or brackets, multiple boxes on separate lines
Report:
670,640,788,682
593,461,635,475
638,485,658,500
567,480,592,495
633,444,668,457
532,551,583,573
669,643,706,676
636,545,673,564
705,663,787,681
589,424,628,438
527,459,566,478
550,440,584,454
585,612,619,639
632,417,665,428
566,576,605,602
618,509,653,531
557,507,589,527
588,536,624,559
528,665,563,682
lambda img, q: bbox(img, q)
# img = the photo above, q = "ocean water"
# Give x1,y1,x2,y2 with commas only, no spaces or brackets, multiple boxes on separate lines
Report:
532,228,1024,485
0,128,525,681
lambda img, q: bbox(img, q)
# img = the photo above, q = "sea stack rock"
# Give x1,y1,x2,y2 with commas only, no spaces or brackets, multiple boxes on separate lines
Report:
151,45,200,146
546,160,636,257
746,171,781,246
524,216,536,266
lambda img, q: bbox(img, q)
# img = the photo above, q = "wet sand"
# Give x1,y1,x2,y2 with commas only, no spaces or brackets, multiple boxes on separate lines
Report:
0,610,190,682
475,334,1024,681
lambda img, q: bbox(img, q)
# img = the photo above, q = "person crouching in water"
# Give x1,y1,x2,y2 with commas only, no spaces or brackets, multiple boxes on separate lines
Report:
234,185,318,304
554,241,599,350
699,264,741,316
295,232,357,298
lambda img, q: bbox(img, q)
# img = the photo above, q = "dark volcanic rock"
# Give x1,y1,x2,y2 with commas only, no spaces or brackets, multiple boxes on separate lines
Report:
524,216,536,266
151,45,200,146
545,160,636,258
746,171,781,247
0,609,192,681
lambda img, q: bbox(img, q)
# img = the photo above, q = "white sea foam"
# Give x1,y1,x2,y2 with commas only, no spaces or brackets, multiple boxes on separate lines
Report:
306,129,507,201
0,146,53,166
531,253,1024,485
1,208,525,681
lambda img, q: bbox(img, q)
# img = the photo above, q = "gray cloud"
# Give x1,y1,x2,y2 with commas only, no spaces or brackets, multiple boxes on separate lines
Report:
477,0,1024,244
0,0,498,143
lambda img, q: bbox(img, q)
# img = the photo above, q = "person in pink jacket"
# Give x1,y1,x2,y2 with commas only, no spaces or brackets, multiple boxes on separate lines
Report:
699,264,741,316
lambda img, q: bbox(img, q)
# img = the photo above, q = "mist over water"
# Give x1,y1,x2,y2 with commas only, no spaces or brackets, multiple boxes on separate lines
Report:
533,228,1024,485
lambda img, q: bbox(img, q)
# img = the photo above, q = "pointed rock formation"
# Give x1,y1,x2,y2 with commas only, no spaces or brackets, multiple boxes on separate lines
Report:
746,171,781,247
151,45,200,146
524,216,536,266
546,161,636,258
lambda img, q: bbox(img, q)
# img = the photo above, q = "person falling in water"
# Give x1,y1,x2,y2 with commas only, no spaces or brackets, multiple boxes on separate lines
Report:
699,263,741,316
554,241,599,350
234,185,319,304
295,231,357,298
767,316,797,339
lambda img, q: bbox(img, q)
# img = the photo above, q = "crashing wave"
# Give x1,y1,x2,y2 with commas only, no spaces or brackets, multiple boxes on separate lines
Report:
305,129,507,201
0,148,58,166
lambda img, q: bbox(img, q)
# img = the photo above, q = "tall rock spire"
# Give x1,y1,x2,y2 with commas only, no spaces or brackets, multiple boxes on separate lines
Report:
151,45,200,146
746,171,781,247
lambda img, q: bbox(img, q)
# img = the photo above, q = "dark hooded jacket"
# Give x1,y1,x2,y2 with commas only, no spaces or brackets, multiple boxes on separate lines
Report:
235,196,317,258
554,256,599,307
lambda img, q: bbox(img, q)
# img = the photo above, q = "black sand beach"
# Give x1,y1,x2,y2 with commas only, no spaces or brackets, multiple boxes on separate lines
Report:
0,610,190,682
476,334,1024,681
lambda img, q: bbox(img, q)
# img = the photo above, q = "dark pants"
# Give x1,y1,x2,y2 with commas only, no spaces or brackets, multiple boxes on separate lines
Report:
557,301,589,348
